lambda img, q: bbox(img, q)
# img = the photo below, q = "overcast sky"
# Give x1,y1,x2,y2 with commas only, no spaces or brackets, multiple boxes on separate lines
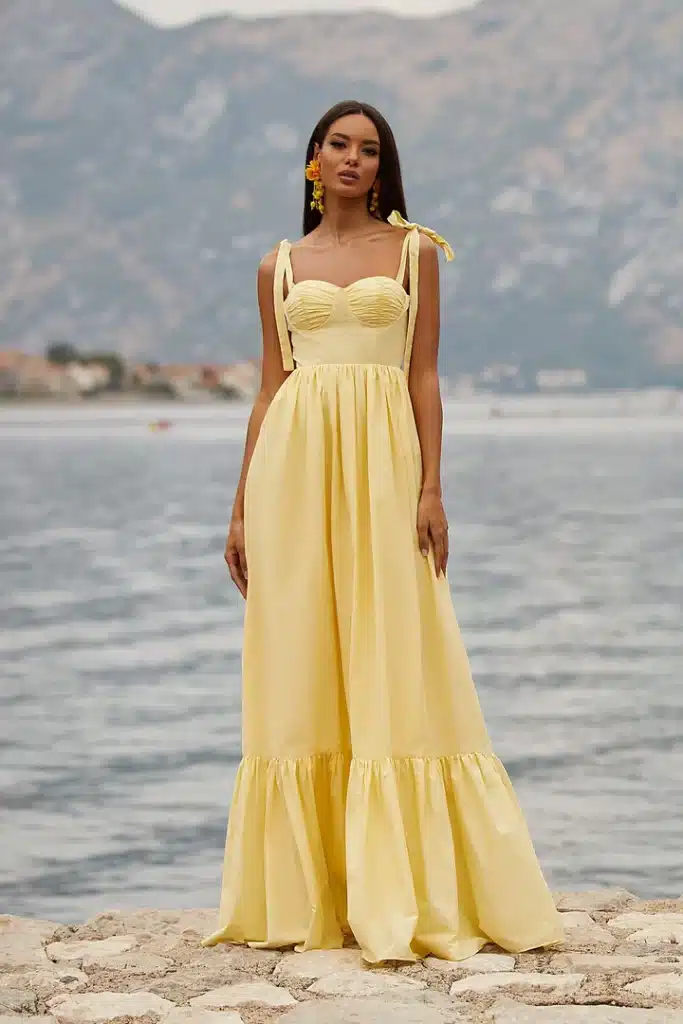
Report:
117,0,481,27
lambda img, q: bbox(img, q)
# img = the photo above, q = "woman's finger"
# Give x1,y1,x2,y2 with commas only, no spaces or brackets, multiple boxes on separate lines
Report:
226,547,247,598
226,549,242,590
430,523,447,576
237,541,248,585
417,517,431,558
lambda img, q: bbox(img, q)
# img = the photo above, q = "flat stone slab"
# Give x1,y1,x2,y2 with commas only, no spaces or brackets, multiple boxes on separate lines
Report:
280,999,470,1023
146,963,245,1004
125,907,219,937
625,972,683,999
608,914,683,948
309,970,428,1000
552,952,683,975
47,990,176,1022
0,915,60,969
553,890,637,914
426,952,515,975
624,926,683,948
0,988,37,1014
191,981,297,1008
81,907,219,938
82,949,172,973
274,947,364,980
487,1004,683,1022
0,965,88,996
47,935,138,962
609,913,683,936
451,971,585,996
164,1010,244,1023
215,945,282,975
0,1019,57,1024
558,912,617,951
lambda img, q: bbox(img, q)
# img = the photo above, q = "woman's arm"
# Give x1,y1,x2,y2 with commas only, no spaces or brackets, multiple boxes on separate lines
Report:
225,247,290,597
407,233,449,576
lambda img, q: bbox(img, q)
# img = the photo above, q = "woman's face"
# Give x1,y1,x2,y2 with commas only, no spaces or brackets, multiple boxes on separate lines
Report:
316,113,380,202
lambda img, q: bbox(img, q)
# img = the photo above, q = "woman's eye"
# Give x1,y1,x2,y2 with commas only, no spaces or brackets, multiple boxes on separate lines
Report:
364,148,379,158
329,139,345,149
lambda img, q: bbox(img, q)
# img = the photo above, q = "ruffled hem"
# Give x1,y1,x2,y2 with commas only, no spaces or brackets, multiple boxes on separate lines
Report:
201,752,564,963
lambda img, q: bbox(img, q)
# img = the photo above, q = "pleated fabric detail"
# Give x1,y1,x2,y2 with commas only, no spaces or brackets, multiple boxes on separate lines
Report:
284,280,338,333
202,751,564,963
345,277,409,328
284,277,409,334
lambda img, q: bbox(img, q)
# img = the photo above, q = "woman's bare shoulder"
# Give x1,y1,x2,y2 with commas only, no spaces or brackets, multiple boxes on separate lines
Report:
417,231,438,255
257,244,282,279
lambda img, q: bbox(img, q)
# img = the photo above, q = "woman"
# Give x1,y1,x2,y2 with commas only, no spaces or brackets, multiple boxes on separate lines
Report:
203,100,563,963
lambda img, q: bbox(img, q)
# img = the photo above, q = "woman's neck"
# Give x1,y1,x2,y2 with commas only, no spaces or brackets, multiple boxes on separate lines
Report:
317,196,375,243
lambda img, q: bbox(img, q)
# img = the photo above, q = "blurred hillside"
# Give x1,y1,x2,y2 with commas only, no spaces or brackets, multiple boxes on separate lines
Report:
1,0,683,387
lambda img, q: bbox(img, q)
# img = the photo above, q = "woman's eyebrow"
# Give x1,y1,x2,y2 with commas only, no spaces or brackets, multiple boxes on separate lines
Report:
329,132,379,145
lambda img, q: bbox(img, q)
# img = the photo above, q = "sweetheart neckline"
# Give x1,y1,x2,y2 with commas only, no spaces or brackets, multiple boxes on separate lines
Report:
284,275,408,301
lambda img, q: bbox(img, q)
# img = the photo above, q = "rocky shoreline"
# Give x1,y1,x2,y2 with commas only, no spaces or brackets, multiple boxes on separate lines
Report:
2,891,683,1023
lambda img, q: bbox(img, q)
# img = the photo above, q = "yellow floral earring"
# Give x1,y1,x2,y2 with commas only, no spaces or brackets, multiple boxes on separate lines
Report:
305,157,324,214
369,180,380,215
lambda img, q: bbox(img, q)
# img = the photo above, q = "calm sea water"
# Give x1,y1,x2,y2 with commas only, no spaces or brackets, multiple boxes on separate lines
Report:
2,399,682,922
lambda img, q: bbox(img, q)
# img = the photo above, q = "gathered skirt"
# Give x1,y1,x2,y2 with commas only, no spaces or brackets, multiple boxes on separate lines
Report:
202,364,563,962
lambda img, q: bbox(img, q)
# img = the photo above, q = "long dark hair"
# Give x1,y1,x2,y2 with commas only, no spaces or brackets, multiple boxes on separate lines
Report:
302,100,408,236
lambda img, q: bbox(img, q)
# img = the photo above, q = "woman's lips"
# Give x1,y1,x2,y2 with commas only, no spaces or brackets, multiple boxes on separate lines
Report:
338,171,360,183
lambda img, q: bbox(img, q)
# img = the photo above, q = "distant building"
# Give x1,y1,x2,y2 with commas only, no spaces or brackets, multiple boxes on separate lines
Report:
218,360,259,399
479,363,520,384
0,351,112,398
475,363,525,393
65,362,111,394
536,369,587,390
0,351,73,398
160,364,203,398
452,374,476,397
1,351,262,402
0,351,23,397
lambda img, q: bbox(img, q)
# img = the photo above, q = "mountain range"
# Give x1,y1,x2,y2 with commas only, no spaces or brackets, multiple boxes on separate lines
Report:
2,0,683,387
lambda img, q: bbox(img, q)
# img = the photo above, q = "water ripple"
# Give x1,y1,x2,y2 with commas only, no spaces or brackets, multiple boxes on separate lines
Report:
2,406,682,919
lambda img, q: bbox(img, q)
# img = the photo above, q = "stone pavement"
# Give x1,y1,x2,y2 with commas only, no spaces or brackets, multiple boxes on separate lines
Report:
1,891,683,1023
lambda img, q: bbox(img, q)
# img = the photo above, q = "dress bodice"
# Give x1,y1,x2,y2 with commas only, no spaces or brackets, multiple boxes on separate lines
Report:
271,212,454,375
285,270,411,369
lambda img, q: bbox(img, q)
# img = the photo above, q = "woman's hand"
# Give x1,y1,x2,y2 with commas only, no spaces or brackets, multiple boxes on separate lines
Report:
417,489,449,577
225,518,248,598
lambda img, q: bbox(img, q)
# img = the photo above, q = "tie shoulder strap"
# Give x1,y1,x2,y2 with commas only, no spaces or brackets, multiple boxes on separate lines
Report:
387,210,455,262
403,227,421,376
387,211,454,375
395,229,412,285
272,240,294,371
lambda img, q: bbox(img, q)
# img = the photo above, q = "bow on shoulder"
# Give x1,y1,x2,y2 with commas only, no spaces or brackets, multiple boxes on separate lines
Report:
388,210,455,262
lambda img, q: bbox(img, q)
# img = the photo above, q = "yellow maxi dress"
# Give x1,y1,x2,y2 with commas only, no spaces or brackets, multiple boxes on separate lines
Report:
203,214,564,963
